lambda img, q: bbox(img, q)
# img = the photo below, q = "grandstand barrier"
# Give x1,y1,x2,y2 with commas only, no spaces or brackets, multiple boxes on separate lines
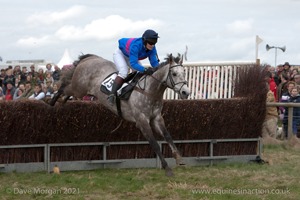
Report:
162,61,254,100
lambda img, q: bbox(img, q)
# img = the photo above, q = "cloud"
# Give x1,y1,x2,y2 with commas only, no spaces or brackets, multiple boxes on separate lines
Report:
16,35,55,47
26,5,86,26
55,15,163,41
17,15,162,47
225,19,254,35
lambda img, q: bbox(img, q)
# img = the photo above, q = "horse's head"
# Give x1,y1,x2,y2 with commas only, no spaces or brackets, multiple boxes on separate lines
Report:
163,54,190,99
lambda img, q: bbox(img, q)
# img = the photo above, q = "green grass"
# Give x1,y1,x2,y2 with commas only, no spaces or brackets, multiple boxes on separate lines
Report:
0,144,300,200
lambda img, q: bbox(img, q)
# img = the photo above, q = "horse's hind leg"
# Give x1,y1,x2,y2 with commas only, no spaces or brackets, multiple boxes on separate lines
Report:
62,85,74,104
49,81,69,106
151,115,185,166
63,96,71,103
49,90,63,106
135,118,174,177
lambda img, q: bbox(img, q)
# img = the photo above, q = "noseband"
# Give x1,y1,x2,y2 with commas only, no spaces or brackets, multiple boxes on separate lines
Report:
166,64,188,94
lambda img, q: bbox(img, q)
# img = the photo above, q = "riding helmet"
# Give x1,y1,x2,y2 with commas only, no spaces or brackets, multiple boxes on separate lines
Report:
142,29,159,45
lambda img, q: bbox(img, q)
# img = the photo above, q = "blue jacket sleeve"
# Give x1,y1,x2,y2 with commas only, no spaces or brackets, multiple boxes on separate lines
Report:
148,47,159,68
129,44,146,72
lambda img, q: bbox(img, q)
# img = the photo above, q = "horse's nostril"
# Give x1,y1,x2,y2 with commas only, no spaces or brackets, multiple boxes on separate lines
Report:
182,91,189,96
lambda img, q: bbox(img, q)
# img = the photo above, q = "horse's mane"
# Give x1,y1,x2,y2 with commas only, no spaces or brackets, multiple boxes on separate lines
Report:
73,54,98,67
157,53,182,69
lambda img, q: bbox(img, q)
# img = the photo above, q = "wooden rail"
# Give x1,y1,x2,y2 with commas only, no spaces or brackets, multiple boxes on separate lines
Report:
266,102,300,139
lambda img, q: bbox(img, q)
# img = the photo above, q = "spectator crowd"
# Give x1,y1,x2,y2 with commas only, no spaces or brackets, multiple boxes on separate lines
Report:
264,61,300,140
0,63,61,102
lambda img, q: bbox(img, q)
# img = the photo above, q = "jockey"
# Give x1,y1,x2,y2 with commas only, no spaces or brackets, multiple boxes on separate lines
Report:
107,29,160,106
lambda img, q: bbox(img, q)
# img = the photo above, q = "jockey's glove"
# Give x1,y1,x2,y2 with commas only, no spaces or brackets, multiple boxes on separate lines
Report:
144,67,155,75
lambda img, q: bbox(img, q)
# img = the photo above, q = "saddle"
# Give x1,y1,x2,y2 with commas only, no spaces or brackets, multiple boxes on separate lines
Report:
100,71,143,100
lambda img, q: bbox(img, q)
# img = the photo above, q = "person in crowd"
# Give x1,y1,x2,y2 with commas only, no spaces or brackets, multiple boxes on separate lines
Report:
19,66,28,84
293,73,300,87
43,80,54,97
276,72,290,102
13,65,21,80
46,63,53,74
0,69,5,82
3,68,15,94
283,62,291,75
28,65,38,85
0,87,4,100
51,83,59,98
25,74,35,86
37,68,45,84
14,77,20,88
45,71,54,84
49,83,65,103
264,64,271,72
280,81,296,137
290,68,299,81
14,87,24,100
52,65,61,83
107,29,160,105
269,66,276,73
3,80,16,101
274,64,284,85
262,81,279,141
13,83,25,100
280,81,296,101
265,70,277,101
0,69,5,89
28,83,45,100
282,86,300,137
19,81,34,99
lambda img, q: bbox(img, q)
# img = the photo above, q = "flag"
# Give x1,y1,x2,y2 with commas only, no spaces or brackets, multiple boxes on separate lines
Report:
255,35,263,60
184,45,188,61
256,35,263,45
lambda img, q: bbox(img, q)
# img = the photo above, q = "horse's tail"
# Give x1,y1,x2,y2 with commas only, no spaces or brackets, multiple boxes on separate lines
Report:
49,66,76,106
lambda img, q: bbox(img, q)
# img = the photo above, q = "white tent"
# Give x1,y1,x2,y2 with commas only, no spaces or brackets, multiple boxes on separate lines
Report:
57,49,74,68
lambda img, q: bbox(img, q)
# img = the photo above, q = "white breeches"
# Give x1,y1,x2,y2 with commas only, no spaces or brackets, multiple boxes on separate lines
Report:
113,48,141,79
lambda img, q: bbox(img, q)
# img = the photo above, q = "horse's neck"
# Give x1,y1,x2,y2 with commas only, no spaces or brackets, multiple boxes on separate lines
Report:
140,66,169,99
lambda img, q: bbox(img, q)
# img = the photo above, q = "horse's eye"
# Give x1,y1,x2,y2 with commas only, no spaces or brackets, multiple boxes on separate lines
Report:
172,73,177,76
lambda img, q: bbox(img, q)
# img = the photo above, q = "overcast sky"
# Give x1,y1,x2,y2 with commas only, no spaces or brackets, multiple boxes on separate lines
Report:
0,0,299,67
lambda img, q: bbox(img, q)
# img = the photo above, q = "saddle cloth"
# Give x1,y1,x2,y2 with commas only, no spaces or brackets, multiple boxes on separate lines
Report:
100,71,142,100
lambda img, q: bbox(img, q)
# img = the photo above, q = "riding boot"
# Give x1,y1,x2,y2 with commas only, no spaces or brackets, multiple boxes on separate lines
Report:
107,76,124,106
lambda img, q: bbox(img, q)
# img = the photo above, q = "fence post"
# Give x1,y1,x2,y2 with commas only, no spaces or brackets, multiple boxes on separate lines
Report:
44,144,47,172
47,144,50,173
288,107,293,139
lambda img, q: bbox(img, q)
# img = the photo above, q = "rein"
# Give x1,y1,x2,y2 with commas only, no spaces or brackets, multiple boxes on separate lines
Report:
134,64,188,97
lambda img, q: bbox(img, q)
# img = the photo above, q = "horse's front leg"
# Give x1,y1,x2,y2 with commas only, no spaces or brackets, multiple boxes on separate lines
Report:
151,115,185,166
135,116,174,177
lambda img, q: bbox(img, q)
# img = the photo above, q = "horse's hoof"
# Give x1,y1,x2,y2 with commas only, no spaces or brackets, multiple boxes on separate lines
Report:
165,169,174,177
176,159,186,166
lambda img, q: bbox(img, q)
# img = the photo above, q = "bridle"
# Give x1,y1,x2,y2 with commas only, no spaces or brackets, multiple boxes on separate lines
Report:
137,63,188,95
166,64,188,94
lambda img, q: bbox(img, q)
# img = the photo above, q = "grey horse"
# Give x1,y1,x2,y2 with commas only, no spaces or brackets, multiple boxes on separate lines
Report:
50,53,190,176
